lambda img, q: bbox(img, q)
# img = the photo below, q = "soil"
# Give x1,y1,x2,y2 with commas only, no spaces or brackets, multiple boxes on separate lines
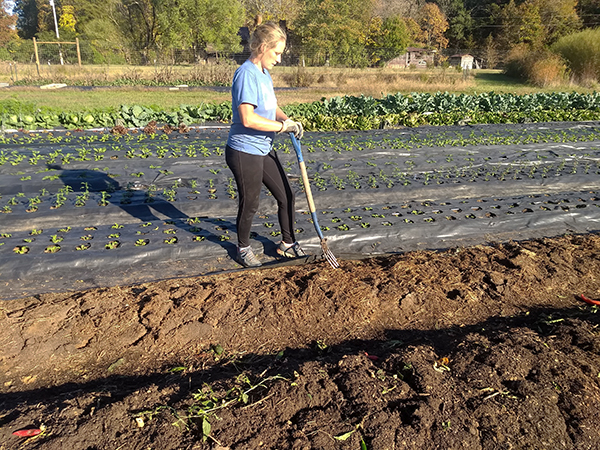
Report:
1,233,600,449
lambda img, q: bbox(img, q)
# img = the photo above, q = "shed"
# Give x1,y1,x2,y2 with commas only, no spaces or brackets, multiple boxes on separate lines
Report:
387,47,435,68
449,54,476,70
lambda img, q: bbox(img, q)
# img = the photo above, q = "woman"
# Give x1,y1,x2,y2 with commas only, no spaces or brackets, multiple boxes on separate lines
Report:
226,22,305,268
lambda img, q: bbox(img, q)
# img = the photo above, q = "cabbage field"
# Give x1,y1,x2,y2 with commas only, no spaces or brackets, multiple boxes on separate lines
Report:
4,91,600,131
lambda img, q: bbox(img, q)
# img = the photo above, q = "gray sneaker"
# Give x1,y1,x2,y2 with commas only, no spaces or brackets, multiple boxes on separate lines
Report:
236,246,262,267
277,241,307,258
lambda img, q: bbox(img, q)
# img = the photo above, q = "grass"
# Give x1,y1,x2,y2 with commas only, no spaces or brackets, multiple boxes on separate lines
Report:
0,63,597,113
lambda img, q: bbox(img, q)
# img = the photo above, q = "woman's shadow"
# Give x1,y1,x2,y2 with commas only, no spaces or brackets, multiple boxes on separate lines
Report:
51,165,258,261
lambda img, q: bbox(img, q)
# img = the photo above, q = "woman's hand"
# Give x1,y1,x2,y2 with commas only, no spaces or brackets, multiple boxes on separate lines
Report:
278,119,304,139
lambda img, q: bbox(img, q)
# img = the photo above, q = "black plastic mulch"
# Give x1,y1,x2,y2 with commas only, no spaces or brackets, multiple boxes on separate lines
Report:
1,122,600,299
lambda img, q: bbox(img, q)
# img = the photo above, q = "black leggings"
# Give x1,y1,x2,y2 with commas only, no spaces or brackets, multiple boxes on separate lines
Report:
226,145,296,248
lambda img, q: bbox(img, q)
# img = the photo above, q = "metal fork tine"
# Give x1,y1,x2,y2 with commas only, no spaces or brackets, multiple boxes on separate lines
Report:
319,240,340,268
325,251,340,268
321,246,339,268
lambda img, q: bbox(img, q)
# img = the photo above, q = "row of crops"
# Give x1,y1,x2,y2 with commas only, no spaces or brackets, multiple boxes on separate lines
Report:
4,91,600,131
1,123,599,233
3,191,598,257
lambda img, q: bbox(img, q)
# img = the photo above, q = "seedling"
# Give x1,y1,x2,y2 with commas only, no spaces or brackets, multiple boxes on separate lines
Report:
105,240,120,249
226,178,236,199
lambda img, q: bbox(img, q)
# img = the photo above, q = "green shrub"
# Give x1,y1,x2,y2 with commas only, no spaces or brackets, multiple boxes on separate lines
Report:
1,38,35,63
552,27,600,85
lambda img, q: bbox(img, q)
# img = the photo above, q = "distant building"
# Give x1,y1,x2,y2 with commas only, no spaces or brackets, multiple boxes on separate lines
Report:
449,54,479,70
387,47,435,68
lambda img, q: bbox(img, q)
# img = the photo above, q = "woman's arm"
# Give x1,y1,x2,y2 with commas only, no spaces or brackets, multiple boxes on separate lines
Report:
238,103,285,132
275,106,289,122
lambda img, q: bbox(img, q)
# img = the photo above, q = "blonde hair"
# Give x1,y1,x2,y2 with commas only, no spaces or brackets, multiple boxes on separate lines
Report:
249,22,286,55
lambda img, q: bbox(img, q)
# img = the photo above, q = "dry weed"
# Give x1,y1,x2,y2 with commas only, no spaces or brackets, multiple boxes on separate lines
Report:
529,56,567,87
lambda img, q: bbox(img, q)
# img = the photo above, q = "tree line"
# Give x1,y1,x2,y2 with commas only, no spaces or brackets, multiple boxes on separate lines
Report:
1,0,598,67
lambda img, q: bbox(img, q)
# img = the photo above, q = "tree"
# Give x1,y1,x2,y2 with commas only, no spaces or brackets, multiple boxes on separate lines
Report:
59,5,76,33
374,0,425,19
240,0,300,26
578,0,600,28
535,0,580,45
0,0,17,45
65,0,118,33
187,0,245,58
113,0,162,64
441,0,474,50
369,15,411,64
14,0,38,38
295,0,377,66
519,1,545,49
418,2,449,49
155,0,244,62
482,33,499,68
403,16,422,43
492,0,579,51
13,0,78,38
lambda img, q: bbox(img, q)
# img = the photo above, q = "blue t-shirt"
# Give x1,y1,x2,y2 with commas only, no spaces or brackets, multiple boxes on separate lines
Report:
227,60,277,156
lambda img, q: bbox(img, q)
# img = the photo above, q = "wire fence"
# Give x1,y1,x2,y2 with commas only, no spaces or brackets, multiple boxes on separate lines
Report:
2,39,503,69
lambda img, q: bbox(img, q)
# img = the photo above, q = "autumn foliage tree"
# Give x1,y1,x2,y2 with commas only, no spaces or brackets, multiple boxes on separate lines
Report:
417,2,449,49
0,0,17,46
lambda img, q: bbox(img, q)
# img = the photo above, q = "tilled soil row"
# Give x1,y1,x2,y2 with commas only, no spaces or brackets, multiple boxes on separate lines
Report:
1,233,600,448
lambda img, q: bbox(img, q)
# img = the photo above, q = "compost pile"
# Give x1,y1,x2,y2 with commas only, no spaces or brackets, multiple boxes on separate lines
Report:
1,123,600,449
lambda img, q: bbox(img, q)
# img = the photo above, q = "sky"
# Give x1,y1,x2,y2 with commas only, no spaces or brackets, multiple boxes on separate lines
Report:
4,1,14,14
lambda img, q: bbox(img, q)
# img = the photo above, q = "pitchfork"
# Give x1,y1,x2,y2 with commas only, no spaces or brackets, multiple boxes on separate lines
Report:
289,133,340,269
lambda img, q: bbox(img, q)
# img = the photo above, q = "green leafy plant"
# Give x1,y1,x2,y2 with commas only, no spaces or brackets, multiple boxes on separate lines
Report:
13,245,29,254
105,240,120,249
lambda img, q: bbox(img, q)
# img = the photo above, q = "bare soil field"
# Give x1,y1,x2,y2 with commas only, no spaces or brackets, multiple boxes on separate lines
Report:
1,233,600,449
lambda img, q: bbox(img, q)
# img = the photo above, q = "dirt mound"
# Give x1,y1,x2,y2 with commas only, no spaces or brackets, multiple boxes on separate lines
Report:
2,234,600,449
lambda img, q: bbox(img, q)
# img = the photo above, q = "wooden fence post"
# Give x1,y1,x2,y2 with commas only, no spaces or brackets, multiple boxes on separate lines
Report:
33,37,40,76
76,38,82,67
